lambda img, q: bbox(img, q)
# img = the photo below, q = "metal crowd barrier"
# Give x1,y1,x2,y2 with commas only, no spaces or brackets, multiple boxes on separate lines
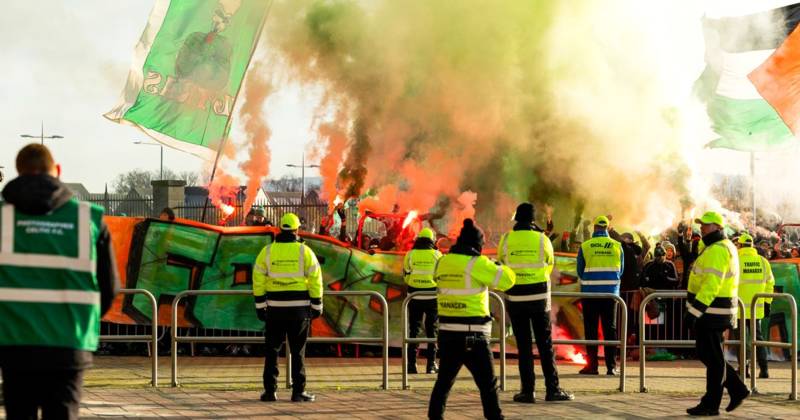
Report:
401,291,507,390
551,291,628,392
639,291,747,393
170,289,389,389
750,293,797,400
99,288,159,387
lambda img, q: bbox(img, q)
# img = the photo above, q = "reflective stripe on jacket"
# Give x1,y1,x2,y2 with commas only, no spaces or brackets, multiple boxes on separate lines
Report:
435,253,515,334
403,248,442,293
737,247,774,319
253,241,323,313
498,229,554,309
686,239,739,325
0,200,103,351
578,232,623,295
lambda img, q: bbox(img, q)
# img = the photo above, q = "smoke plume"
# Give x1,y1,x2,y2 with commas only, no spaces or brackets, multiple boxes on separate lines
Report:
252,0,715,234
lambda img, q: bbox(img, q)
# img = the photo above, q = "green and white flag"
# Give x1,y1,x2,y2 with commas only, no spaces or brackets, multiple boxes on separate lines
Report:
105,0,268,159
697,1,800,151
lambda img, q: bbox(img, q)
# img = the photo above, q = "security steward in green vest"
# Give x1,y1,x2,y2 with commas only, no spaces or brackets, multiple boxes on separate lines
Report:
733,233,775,379
684,211,749,416
428,219,515,420
498,202,573,403
0,144,120,420
404,228,442,374
253,212,322,403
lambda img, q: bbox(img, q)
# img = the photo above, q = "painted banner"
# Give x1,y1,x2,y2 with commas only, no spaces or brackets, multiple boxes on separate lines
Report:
105,0,269,158
102,217,799,355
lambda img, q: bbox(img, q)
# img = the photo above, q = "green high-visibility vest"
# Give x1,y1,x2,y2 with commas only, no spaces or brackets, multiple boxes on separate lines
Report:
737,247,774,319
0,199,104,351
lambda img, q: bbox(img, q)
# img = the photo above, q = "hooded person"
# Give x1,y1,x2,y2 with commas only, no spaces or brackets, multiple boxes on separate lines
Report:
428,219,515,420
403,228,443,374
0,144,120,420
498,202,573,403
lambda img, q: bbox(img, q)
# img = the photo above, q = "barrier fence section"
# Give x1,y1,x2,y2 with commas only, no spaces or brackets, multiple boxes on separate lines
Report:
639,291,747,393
551,291,628,392
750,293,797,400
401,291,507,391
99,288,159,387
170,289,389,389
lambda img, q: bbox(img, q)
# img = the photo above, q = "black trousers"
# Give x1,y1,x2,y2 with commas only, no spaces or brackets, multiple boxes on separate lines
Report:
1,368,83,420
408,299,438,365
508,306,559,393
732,321,768,372
428,331,502,420
582,299,618,371
695,322,748,410
264,317,310,394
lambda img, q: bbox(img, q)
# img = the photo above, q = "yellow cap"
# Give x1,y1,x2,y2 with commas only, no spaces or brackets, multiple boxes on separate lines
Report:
695,211,725,227
737,233,754,246
593,215,610,227
280,213,301,230
417,228,435,240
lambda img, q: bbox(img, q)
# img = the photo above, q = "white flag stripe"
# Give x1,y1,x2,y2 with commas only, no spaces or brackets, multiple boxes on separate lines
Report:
716,50,775,100
0,288,100,305
103,0,170,122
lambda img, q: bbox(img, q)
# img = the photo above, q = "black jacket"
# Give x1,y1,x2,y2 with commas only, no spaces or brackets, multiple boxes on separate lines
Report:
642,260,679,290
0,175,120,370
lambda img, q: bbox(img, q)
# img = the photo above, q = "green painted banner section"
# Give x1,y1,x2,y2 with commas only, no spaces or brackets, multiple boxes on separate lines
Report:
123,0,267,149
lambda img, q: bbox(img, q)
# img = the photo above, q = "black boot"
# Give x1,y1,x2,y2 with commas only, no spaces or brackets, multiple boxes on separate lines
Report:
513,392,536,403
545,388,574,402
260,391,277,402
426,360,439,374
686,404,719,416
408,362,418,374
291,391,316,402
726,388,750,412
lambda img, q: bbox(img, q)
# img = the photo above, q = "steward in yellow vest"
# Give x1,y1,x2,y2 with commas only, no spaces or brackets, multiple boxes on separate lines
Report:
428,219,514,420
734,233,774,378
253,212,322,403
404,228,442,374
498,202,573,403
0,144,120,419
684,211,749,416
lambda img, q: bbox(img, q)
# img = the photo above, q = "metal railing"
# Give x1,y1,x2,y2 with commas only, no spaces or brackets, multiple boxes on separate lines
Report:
639,291,747,393
551,291,628,392
401,291,507,390
749,293,797,400
99,288,159,387
170,289,389,389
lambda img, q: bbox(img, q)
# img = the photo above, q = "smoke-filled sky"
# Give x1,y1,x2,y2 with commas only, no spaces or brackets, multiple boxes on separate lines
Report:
3,0,800,229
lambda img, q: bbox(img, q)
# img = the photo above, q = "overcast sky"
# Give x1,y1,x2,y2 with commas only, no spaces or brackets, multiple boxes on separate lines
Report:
0,0,318,192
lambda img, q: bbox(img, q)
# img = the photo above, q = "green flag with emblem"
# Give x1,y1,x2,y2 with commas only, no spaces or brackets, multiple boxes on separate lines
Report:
105,0,269,159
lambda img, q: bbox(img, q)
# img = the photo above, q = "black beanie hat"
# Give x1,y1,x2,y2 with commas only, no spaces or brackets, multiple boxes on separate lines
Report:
457,218,485,250
514,202,535,223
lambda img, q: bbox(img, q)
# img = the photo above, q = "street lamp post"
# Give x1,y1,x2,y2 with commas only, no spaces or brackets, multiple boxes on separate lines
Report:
133,141,164,180
20,121,63,145
286,153,319,206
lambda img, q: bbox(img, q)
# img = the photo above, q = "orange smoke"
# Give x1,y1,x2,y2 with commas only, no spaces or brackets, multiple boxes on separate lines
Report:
315,113,350,203
238,65,273,214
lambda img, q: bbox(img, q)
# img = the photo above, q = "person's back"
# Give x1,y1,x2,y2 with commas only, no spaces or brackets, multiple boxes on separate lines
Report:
0,144,120,420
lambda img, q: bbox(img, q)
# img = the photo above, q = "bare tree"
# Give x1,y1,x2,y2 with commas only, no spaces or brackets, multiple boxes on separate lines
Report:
112,168,201,193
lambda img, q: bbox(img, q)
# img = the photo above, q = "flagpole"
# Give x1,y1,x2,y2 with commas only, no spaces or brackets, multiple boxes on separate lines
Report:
750,151,756,228
201,0,274,223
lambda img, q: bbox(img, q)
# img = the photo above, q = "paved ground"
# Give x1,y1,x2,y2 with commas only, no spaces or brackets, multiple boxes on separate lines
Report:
2,356,798,418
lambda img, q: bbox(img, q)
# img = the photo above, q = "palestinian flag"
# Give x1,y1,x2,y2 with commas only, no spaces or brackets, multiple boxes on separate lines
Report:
698,1,800,151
